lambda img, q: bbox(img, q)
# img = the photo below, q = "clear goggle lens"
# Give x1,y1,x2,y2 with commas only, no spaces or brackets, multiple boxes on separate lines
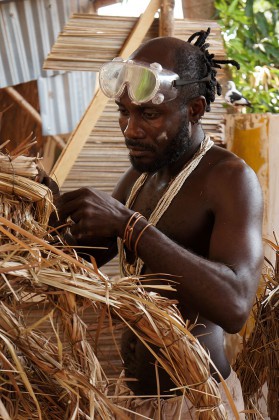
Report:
99,59,178,105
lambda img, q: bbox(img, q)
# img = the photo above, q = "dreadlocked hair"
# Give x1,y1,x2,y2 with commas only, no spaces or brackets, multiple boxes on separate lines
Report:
174,27,240,112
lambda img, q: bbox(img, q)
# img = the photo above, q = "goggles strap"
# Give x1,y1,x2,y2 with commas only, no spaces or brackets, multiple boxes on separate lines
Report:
174,74,211,86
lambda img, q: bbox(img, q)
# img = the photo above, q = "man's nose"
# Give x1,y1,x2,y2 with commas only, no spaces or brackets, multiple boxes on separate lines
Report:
124,115,145,139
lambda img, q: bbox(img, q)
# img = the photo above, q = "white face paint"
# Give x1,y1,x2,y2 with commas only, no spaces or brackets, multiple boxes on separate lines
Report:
156,131,168,142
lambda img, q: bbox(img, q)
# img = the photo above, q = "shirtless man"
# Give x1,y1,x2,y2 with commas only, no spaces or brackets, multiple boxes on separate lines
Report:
57,29,263,418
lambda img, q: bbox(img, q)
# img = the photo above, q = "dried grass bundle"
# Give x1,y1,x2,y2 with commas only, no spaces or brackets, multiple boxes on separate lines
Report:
0,218,233,419
0,153,237,419
234,240,279,420
0,155,39,179
0,136,39,178
0,173,54,232
0,140,53,231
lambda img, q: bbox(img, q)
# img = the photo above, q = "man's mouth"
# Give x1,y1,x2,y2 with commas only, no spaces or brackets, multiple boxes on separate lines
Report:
125,140,155,156
128,147,151,157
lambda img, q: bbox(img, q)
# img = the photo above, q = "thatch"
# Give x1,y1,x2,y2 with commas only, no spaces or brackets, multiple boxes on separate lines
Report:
0,149,238,418
234,239,279,420
44,15,226,72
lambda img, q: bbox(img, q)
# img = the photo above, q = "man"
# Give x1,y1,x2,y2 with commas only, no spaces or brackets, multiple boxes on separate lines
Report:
56,28,263,418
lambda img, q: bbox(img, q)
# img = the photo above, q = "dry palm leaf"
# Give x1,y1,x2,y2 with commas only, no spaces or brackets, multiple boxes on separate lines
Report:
0,153,238,419
0,136,39,179
234,239,279,420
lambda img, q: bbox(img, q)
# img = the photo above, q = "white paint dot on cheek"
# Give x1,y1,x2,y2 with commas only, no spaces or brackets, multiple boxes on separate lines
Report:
123,118,130,134
156,131,168,142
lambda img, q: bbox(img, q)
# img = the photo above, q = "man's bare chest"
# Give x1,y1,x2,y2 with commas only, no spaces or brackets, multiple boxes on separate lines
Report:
130,177,213,255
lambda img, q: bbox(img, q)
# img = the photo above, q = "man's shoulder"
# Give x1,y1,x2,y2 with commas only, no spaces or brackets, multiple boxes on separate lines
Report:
205,145,262,205
207,145,254,178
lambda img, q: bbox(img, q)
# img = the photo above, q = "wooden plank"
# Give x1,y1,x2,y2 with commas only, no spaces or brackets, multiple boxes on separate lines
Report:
43,16,224,72
50,0,161,184
118,0,161,58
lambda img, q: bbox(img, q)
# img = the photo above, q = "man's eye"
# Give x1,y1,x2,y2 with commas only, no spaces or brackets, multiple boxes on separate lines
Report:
117,107,129,116
143,111,160,119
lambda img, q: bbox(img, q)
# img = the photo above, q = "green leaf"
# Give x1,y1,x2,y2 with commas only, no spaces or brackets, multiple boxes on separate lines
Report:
214,0,277,113
255,12,270,38
245,0,254,18
228,0,239,15
263,43,279,60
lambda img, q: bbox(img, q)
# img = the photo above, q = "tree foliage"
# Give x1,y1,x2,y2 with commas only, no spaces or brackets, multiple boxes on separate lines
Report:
215,0,279,113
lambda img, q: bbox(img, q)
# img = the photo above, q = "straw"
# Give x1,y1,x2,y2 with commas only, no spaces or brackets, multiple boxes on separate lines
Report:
0,150,237,419
234,242,279,419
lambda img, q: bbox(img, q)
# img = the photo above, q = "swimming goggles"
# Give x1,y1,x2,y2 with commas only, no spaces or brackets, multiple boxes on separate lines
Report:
99,57,211,105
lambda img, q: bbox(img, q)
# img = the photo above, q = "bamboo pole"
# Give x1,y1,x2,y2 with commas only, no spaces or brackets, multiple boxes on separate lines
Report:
159,0,175,36
3,87,65,150
50,0,161,186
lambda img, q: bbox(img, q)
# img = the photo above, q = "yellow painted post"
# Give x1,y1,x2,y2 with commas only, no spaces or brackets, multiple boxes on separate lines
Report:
225,113,269,342
225,114,269,232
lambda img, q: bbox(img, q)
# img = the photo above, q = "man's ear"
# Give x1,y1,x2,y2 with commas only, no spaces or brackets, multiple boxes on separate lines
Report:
188,96,206,123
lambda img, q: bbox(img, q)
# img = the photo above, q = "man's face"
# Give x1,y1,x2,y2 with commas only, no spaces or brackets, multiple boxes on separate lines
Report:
116,92,191,173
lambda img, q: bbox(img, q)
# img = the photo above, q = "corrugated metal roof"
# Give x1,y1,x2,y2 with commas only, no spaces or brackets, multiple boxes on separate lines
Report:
0,0,93,88
38,71,96,135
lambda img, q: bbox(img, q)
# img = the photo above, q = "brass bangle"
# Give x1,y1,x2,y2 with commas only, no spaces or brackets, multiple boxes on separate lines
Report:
127,215,145,250
123,212,143,250
123,212,140,242
134,223,153,257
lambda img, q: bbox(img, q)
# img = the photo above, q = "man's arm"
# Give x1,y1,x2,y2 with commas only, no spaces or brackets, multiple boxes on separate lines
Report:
131,159,263,333
56,160,263,332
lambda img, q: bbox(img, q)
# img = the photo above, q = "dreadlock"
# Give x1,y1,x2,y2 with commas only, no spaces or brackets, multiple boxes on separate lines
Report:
174,27,240,111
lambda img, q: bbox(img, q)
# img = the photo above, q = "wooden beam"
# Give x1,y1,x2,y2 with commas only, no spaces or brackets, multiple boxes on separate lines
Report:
159,0,175,36
118,0,161,58
51,0,161,185
3,87,65,150
4,87,41,125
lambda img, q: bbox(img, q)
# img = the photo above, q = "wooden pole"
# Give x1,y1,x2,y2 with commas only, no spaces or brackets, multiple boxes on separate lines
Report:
181,0,215,19
159,0,175,36
51,0,161,185
3,87,65,150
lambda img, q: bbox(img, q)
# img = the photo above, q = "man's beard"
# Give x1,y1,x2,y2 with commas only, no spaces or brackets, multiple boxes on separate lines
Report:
128,120,191,173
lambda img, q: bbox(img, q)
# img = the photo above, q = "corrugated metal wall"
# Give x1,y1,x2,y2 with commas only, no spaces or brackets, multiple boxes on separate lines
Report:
0,0,93,86
0,0,96,135
38,71,96,135
1,0,65,85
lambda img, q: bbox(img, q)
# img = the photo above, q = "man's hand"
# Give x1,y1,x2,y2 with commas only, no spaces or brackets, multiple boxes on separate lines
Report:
56,187,132,244
36,169,60,227
36,169,60,199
